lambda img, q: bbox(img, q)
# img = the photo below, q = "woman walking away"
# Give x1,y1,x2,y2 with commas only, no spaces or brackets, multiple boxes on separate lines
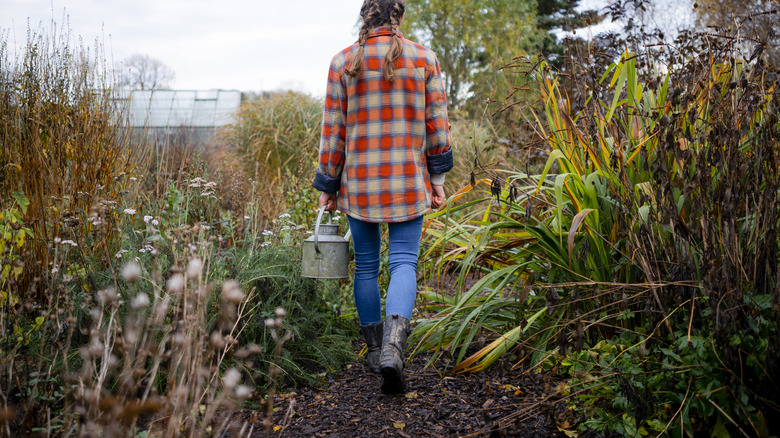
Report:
312,0,453,394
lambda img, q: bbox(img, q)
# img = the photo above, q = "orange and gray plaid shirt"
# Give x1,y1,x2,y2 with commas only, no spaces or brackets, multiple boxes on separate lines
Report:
313,26,453,223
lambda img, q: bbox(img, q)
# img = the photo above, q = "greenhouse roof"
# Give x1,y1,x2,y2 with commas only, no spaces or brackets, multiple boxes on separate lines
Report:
119,89,242,128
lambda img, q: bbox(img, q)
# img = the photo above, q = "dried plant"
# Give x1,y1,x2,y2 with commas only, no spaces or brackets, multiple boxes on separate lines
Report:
0,20,134,299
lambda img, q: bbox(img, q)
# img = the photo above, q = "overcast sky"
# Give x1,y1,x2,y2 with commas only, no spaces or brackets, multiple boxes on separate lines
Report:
1,0,364,96
2,0,687,97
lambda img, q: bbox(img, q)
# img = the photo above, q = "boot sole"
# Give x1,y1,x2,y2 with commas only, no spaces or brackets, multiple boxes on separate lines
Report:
380,365,406,394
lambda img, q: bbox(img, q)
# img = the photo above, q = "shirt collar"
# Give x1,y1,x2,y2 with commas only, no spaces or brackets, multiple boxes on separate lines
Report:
368,26,403,40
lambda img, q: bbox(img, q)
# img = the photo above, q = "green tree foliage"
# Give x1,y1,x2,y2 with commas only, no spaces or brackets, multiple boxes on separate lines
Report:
536,0,604,56
400,0,601,114
400,0,538,112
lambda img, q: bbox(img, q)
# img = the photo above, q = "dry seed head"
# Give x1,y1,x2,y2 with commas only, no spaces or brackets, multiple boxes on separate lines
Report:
186,258,203,279
264,318,276,328
125,327,139,344
235,385,253,400
167,274,185,293
235,343,263,359
97,288,118,305
274,307,286,318
122,261,143,283
221,281,245,304
222,368,241,389
210,332,227,349
83,339,105,359
131,292,150,309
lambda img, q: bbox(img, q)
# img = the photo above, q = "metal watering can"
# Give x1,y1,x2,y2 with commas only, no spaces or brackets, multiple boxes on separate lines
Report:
302,206,351,279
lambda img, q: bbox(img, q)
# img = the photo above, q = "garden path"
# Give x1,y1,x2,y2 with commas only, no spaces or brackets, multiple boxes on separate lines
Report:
246,349,574,437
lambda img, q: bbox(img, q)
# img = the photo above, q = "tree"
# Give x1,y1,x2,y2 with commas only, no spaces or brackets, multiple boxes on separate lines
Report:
536,0,605,55
117,54,175,90
400,0,601,115
400,0,536,112
694,0,779,67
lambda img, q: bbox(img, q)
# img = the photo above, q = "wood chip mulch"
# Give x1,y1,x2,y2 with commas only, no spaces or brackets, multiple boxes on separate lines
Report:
242,348,576,438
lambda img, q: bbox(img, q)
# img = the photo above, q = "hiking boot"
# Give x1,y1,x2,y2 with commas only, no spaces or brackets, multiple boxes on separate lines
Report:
379,314,411,394
360,321,383,374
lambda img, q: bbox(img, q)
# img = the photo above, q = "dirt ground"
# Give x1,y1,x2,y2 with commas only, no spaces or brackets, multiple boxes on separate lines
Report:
242,348,577,438
236,270,579,437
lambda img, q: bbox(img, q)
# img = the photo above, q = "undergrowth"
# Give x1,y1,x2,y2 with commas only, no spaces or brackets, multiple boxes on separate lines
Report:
412,9,779,437
0,21,357,437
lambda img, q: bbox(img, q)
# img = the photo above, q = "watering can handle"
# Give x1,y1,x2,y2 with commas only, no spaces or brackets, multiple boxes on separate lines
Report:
313,206,333,254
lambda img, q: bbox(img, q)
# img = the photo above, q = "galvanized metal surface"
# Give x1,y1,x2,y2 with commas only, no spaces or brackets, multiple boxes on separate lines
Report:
302,207,350,279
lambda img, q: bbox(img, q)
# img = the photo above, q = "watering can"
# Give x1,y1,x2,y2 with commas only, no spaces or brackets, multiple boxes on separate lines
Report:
302,206,351,279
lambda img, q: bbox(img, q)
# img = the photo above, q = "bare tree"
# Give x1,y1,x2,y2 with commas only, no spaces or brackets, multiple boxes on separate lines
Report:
694,0,779,67
117,54,175,90
605,0,695,46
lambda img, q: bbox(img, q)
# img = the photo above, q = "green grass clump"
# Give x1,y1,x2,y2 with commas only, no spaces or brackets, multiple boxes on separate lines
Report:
231,234,356,389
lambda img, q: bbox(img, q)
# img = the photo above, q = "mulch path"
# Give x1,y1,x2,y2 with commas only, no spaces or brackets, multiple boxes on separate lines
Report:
238,272,578,437
244,348,575,437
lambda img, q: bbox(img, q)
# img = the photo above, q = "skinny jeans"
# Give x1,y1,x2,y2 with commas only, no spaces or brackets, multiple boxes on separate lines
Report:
346,215,423,326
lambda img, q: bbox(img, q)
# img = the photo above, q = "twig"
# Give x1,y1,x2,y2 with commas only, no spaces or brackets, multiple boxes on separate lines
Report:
658,378,691,437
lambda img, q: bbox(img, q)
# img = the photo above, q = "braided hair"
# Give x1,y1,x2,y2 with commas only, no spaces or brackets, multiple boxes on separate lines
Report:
345,0,406,82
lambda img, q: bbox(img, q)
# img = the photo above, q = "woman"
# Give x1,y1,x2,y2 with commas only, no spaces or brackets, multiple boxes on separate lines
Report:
312,0,453,394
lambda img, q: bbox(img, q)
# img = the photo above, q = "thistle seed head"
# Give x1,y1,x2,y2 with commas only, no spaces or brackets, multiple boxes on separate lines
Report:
131,292,150,309
166,274,185,293
222,368,241,389
221,281,245,304
186,258,203,280
97,288,118,306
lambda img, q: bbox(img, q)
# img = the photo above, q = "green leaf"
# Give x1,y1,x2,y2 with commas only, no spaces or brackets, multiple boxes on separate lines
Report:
748,294,772,311
711,417,731,438
606,59,627,122
567,209,594,262
12,191,30,214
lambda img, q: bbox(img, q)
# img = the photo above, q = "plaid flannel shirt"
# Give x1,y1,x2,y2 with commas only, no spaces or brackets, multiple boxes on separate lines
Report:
313,27,453,223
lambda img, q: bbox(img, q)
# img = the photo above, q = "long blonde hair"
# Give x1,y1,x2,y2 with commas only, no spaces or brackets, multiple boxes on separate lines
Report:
345,0,406,82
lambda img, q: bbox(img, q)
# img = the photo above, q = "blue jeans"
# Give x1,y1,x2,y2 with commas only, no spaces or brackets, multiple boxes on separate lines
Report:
346,215,424,326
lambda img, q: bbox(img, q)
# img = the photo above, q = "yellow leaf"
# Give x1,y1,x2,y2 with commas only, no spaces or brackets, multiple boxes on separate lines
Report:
558,427,578,437
404,391,419,399
393,422,405,430
273,426,283,431
554,382,569,394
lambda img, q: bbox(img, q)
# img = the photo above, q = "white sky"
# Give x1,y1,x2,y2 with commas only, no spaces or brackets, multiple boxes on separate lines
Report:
1,0,364,97
1,0,691,97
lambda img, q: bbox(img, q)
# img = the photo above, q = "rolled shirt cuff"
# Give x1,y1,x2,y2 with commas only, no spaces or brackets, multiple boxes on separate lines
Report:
430,173,445,186
426,149,454,175
313,170,341,194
